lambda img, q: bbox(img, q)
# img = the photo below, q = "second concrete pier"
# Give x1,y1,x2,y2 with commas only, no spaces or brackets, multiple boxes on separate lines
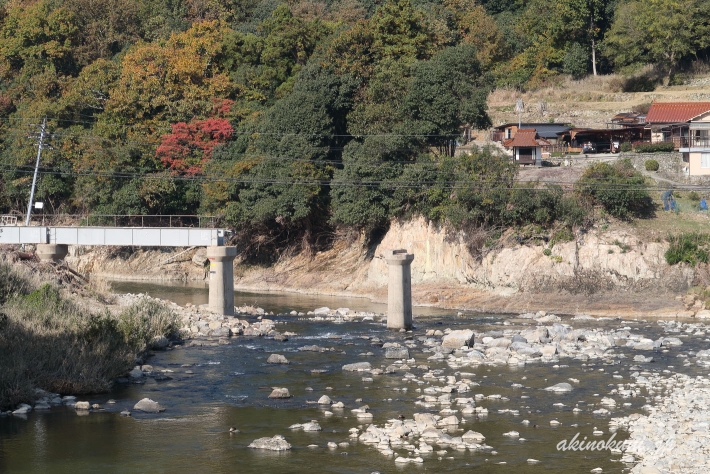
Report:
206,246,237,316
385,249,414,330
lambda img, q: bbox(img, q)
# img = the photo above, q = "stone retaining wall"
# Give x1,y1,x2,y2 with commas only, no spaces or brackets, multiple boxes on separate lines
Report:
622,152,683,174
623,152,710,185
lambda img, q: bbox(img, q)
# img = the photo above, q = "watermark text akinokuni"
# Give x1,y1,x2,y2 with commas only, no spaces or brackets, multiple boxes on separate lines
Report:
557,432,625,452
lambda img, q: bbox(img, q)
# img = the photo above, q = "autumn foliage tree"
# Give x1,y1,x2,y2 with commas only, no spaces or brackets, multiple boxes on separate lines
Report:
156,116,234,175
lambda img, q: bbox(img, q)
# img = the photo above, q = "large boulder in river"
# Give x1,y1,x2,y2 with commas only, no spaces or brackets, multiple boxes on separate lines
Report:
267,354,289,364
133,398,165,413
442,330,474,349
149,335,170,350
211,327,232,338
268,387,292,399
342,362,371,372
544,383,573,393
385,347,410,359
248,435,291,451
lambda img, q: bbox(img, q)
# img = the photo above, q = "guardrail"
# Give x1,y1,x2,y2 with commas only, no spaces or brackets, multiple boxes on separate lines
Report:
1,214,220,228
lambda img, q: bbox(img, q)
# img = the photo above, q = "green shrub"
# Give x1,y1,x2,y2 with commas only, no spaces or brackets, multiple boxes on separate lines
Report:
613,239,631,253
634,142,675,153
665,233,710,265
688,191,701,201
575,159,653,219
644,159,660,171
619,142,632,152
543,248,552,256
556,196,590,227
551,227,575,244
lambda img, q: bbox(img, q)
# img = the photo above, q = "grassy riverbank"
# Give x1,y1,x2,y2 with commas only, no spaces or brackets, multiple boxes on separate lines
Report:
0,261,179,411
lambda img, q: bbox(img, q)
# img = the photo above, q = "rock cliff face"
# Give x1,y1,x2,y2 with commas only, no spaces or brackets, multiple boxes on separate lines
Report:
362,217,692,294
64,217,694,317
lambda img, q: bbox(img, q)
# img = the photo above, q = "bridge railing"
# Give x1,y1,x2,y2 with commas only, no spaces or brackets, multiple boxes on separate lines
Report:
5,214,221,228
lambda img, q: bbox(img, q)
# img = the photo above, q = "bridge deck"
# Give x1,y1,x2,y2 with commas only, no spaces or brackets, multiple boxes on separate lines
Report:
0,226,226,247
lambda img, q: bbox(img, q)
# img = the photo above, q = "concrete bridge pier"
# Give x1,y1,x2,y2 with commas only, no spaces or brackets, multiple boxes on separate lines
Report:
385,249,414,330
206,246,237,316
36,244,68,262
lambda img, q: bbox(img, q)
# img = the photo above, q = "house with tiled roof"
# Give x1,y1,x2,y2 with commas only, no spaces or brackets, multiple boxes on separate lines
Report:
645,101,710,145
502,129,550,165
644,102,710,175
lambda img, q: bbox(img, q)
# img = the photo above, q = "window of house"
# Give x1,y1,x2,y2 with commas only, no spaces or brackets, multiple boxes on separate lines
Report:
701,153,710,168
506,128,512,139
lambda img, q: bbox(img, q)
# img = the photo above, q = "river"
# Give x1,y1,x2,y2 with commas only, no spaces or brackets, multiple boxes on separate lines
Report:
1,282,701,473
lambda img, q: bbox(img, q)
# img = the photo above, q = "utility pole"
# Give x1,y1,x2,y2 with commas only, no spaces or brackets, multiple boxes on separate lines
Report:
25,117,47,226
515,99,524,130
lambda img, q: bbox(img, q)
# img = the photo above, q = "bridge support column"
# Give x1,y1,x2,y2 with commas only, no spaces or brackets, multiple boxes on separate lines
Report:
206,246,237,316
36,244,68,262
386,249,414,330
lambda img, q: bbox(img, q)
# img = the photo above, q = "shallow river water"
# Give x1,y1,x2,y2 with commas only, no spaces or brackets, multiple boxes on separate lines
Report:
1,282,706,473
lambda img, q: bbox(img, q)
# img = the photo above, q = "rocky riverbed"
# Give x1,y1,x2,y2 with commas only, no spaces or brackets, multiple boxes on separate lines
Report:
4,292,710,473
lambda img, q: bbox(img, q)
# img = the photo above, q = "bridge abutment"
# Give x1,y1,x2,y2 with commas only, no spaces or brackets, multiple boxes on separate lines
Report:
36,244,68,262
386,249,414,330
206,246,237,316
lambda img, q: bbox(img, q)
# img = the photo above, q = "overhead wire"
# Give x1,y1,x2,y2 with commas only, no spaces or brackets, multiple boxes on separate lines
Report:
0,164,702,192
2,115,699,193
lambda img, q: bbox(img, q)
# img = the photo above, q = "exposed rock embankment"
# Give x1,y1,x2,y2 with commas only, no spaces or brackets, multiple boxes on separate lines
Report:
67,246,208,281
66,217,696,318
233,218,695,318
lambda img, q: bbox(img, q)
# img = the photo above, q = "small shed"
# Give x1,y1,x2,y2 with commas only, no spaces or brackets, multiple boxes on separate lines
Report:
503,129,550,165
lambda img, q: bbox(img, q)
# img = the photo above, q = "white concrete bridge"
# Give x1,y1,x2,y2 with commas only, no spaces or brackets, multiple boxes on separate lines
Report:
0,224,237,316
0,226,226,247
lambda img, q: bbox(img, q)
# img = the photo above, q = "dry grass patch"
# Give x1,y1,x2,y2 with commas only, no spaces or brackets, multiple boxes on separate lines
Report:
0,262,179,410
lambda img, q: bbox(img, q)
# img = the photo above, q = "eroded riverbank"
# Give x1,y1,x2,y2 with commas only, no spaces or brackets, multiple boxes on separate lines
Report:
62,216,699,319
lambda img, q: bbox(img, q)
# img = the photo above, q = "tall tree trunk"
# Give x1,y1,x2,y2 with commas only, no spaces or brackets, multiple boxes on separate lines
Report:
665,50,676,86
591,37,597,76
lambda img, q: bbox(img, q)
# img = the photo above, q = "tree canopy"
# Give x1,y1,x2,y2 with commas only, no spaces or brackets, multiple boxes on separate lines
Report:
0,0,699,255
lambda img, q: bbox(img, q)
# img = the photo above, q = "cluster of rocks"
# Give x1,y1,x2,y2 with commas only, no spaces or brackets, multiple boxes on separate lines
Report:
308,312,710,467
611,372,710,473
1,389,81,416
181,311,280,339
117,293,292,340
1,389,111,417
354,414,492,463
303,306,382,323
409,313,689,369
0,381,167,418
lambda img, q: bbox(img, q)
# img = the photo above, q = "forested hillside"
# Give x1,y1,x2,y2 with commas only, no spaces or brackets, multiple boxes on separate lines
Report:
0,0,707,255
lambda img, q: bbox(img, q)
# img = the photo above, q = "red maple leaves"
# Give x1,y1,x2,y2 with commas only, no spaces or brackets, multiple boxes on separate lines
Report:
157,105,234,175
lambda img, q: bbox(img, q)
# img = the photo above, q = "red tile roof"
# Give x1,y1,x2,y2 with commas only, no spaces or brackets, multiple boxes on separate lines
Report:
646,102,710,123
503,129,550,148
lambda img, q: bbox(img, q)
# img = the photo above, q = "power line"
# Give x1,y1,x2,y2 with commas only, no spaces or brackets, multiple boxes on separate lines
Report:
0,164,702,192
0,115,469,138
